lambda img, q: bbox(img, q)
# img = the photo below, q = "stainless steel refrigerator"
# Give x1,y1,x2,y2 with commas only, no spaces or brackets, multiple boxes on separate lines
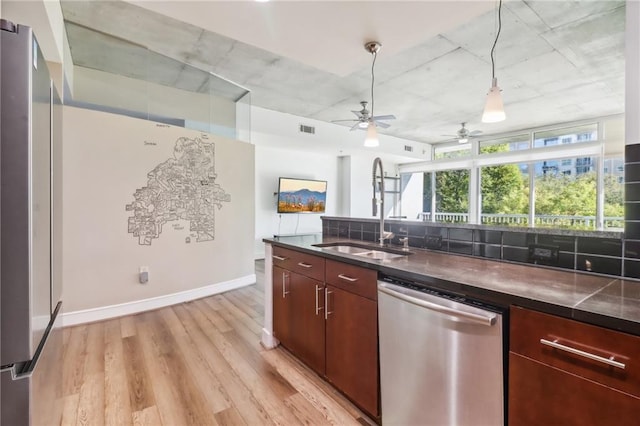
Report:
1,19,63,425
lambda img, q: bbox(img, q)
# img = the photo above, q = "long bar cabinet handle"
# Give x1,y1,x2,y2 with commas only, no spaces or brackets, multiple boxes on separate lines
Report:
282,272,290,298
540,338,626,370
297,262,313,268
315,285,324,315
337,274,358,282
273,255,287,261
324,288,333,319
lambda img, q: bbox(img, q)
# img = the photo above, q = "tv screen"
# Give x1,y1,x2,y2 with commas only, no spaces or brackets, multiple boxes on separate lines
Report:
277,177,327,214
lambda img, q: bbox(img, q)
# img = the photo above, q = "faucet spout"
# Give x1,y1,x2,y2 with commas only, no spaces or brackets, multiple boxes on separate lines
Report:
372,157,386,246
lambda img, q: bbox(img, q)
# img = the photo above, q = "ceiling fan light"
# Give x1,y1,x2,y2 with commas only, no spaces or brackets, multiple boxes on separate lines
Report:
482,80,506,123
364,122,379,147
458,137,469,144
358,121,369,129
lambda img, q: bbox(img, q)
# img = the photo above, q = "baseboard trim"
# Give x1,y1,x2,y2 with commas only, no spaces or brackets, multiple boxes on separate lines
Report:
62,274,256,326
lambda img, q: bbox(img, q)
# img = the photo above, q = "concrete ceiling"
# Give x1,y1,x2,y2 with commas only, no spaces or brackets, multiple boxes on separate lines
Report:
59,0,625,145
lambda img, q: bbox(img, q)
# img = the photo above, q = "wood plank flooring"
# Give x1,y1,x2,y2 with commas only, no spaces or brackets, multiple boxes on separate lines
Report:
62,261,373,425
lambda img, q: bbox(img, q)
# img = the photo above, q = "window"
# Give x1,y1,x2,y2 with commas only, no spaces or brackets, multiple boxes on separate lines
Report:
533,123,598,148
435,169,469,223
480,134,529,154
604,158,624,229
434,143,471,159
534,157,597,229
400,118,621,231
480,163,529,226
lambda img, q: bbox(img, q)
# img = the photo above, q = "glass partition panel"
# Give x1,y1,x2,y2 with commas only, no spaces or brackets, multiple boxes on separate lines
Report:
63,21,250,141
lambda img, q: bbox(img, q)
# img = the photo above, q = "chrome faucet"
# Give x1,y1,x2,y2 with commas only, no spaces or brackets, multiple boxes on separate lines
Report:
372,157,393,246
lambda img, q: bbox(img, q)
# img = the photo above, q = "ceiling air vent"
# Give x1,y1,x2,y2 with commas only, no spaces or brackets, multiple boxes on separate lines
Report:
299,124,315,134
404,145,414,152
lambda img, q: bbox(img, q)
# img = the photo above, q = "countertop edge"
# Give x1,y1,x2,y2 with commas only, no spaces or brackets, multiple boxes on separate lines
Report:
264,237,640,337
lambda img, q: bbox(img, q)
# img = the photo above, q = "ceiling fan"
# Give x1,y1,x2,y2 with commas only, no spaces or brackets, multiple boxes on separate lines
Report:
331,100,396,131
442,122,482,144
331,41,396,140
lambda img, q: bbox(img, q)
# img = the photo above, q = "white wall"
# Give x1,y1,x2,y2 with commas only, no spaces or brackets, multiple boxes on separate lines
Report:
251,106,426,258
254,145,339,257
62,106,255,315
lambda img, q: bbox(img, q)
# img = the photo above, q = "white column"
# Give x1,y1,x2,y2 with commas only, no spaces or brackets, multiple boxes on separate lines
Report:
261,243,278,349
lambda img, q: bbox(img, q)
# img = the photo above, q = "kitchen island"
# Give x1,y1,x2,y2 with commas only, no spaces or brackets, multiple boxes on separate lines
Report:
262,234,640,424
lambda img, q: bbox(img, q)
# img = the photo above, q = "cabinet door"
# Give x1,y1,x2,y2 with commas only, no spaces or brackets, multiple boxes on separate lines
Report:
272,266,292,349
509,353,640,426
290,273,325,375
325,285,379,417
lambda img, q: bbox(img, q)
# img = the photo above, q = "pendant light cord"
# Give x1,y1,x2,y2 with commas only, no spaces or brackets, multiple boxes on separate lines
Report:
370,50,377,117
489,0,503,80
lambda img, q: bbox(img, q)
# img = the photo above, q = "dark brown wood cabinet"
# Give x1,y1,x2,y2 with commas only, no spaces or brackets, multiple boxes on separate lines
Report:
325,284,379,418
509,306,640,426
271,246,380,418
272,247,326,375
289,272,325,374
272,265,293,349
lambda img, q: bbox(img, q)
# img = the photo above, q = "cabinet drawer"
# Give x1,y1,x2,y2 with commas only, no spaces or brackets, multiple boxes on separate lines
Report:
510,306,640,397
272,246,325,281
325,259,377,301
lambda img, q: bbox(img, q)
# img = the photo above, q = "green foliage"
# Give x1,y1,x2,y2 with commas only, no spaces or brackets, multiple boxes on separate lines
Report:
535,172,596,216
435,170,469,213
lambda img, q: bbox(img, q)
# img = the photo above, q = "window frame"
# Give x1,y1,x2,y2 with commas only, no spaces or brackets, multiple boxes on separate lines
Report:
398,115,623,231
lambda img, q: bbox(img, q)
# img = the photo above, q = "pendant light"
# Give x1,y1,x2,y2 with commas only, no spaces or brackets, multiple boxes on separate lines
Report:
482,0,505,123
364,41,381,147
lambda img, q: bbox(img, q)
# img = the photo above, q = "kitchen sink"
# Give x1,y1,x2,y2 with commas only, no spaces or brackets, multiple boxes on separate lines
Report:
313,242,412,259
353,251,407,260
319,245,371,255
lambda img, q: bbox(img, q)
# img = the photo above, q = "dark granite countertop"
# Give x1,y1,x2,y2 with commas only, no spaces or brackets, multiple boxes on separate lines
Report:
264,234,640,336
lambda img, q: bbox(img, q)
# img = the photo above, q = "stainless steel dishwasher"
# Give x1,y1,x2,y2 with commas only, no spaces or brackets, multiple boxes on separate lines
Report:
378,276,506,426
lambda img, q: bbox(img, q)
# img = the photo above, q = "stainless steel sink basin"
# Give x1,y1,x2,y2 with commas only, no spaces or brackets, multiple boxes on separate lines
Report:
313,242,412,260
353,251,407,260
320,245,371,255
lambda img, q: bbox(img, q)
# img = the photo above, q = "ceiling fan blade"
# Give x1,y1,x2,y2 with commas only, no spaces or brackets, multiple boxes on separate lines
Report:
331,119,358,123
371,114,396,121
469,130,483,136
352,110,364,118
350,122,361,131
441,134,457,137
375,121,391,129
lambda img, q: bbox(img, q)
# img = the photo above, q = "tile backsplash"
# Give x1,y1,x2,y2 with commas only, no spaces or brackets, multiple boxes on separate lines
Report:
322,217,637,280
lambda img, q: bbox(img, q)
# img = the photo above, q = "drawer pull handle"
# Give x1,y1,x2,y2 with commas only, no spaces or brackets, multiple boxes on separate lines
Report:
297,262,313,268
337,274,358,282
540,338,626,370
273,255,287,261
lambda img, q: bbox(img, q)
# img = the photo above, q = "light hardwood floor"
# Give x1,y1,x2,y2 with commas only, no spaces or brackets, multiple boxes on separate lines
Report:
62,261,373,425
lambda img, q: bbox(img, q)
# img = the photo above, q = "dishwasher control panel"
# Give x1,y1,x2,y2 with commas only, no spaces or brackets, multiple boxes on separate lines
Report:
379,275,505,314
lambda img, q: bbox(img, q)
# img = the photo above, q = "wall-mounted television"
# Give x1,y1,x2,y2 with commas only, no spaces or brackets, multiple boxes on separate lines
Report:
277,177,327,214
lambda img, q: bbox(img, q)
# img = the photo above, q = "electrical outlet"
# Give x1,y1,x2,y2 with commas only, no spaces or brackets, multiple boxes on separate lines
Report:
139,266,149,284
528,244,559,264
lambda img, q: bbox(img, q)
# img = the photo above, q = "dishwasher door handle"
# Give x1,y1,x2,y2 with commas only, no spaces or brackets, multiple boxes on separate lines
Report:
378,283,497,326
